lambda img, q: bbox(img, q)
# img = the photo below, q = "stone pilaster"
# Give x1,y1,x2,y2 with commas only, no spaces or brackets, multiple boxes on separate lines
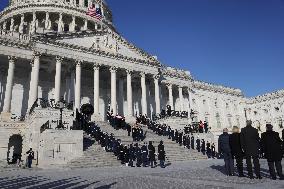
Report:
140,72,147,116
1,56,16,120
154,75,161,115
74,60,82,112
93,64,100,119
110,67,117,115
54,56,63,103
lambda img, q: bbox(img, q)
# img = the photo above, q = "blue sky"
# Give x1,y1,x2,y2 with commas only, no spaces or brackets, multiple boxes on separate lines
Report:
1,0,284,97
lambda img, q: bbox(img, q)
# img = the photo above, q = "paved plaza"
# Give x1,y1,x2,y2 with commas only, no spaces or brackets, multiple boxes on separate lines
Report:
0,159,284,189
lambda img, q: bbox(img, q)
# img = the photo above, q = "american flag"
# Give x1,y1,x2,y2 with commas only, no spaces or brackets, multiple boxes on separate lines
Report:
86,4,102,20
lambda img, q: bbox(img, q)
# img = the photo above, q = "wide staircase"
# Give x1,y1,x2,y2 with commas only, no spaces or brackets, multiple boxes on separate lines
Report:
66,120,207,169
66,133,122,169
156,117,190,130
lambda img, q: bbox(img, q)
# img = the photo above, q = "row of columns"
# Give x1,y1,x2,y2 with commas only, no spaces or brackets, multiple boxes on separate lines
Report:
1,11,90,34
166,83,190,112
1,54,192,118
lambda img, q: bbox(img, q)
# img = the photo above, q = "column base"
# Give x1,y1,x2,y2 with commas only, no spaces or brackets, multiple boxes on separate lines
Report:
0,112,12,122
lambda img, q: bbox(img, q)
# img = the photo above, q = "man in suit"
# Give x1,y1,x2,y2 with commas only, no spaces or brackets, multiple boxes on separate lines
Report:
218,128,234,176
261,124,284,180
229,126,245,177
240,120,261,179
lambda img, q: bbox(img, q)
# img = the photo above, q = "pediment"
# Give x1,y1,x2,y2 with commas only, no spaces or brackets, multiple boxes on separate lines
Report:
55,32,150,61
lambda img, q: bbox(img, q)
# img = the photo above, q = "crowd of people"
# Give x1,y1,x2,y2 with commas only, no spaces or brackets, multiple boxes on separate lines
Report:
86,122,166,168
107,111,145,141
218,120,284,180
135,114,217,159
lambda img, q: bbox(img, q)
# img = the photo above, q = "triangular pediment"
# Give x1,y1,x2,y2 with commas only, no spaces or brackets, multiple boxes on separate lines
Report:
55,31,155,62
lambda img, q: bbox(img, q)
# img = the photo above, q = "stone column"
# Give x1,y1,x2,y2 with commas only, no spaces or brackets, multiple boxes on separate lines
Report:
58,13,63,32
154,75,161,114
179,86,183,112
83,19,88,31
2,56,16,114
28,52,41,110
70,15,76,32
126,70,133,117
93,64,100,116
110,67,117,115
10,17,14,32
3,21,7,31
19,14,24,34
44,12,51,31
54,56,63,103
118,77,124,115
167,84,174,109
140,72,147,116
74,60,82,112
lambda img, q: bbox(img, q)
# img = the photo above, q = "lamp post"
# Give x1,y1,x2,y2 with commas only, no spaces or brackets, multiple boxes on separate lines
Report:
57,97,65,129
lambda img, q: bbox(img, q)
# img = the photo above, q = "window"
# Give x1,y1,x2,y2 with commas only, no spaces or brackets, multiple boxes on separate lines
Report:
278,118,283,129
216,113,221,128
228,117,232,128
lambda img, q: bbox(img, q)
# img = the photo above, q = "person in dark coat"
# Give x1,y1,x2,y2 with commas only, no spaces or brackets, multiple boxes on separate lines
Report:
135,144,142,167
282,129,284,140
191,135,195,149
201,139,206,155
206,141,211,158
26,148,34,168
158,141,166,168
261,124,284,180
148,141,156,168
196,138,201,152
211,143,216,159
179,132,183,146
141,143,148,167
128,144,135,167
124,146,129,166
229,126,245,177
240,120,261,179
218,128,234,176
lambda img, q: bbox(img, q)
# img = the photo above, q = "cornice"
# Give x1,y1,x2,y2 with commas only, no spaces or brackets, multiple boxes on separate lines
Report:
193,80,244,97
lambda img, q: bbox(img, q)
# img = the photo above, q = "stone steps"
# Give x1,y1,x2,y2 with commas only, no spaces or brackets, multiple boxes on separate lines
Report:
66,120,207,169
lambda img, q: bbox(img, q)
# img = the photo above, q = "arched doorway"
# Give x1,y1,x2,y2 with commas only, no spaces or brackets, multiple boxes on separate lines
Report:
7,134,23,164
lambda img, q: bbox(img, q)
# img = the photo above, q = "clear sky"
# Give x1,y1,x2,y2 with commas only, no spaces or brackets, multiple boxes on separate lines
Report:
1,0,284,97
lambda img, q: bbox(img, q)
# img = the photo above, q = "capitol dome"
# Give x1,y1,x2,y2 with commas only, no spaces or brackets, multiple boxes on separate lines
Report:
0,0,114,36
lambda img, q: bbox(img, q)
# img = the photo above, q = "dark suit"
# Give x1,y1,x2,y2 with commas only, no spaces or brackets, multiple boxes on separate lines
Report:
218,132,234,176
240,125,261,178
261,131,284,179
229,133,244,176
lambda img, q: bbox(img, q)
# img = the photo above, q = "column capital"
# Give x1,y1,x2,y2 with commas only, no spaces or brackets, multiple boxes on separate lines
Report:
75,60,83,67
8,56,17,62
140,72,146,78
126,69,133,75
93,63,100,70
154,74,160,80
110,66,117,73
56,56,64,62
166,83,173,89
33,51,42,58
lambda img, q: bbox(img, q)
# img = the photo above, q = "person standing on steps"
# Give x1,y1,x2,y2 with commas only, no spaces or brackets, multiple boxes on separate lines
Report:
240,120,262,179
148,141,156,168
141,142,148,167
158,141,166,168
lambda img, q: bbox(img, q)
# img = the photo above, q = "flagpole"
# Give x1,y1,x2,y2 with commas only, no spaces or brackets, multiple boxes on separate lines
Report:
100,0,104,20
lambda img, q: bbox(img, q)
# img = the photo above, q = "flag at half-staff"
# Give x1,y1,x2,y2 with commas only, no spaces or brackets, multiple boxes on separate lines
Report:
86,3,102,20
